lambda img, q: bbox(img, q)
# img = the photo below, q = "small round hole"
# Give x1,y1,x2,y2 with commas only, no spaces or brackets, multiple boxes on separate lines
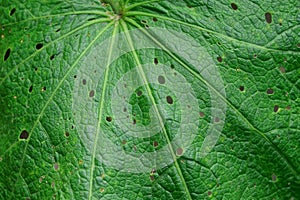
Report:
29,85,33,93
89,90,95,97
36,43,43,50
10,8,16,16
50,55,55,60
267,88,274,94
153,141,158,147
265,12,272,24
65,132,70,137
82,79,87,85
4,48,11,61
41,86,46,92
137,90,142,97
153,17,158,22
217,56,222,62
154,58,158,65
106,116,112,122
274,105,279,112
166,96,173,104
239,86,244,91
20,130,29,140
231,3,238,10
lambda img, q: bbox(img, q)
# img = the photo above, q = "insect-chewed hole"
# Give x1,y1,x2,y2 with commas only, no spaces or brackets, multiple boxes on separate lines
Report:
217,56,222,62
50,55,55,60
274,105,279,112
153,141,158,147
231,3,238,10
136,90,143,97
153,17,158,22
239,86,244,91
267,88,274,94
89,90,95,97
65,132,70,137
10,8,16,16
158,75,165,84
166,96,173,104
36,43,43,50
154,58,158,65
20,130,29,140
265,12,272,24
4,48,11,61
106,116,112,122
29,85,33,93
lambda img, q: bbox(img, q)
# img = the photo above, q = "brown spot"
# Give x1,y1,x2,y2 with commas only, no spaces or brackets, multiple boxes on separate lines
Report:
158,75,165,84
82,79,87,85
239,86,244,91
100,188,105,193
122,140,127,145
217,56,222,62
137,90,142,96
150,175,155,181
153,17,158,22
208,191,212,196
279,66,285,73
54,163,59,171
199,112,205,117
272,173,277,182
79,160,83,165
274,105,279,112
153,141,158,147
106,116,112,122
65,132,70,137
214,117,220,123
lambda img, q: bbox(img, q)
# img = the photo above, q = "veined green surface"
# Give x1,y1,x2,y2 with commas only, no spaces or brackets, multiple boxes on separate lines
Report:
0,0,299,199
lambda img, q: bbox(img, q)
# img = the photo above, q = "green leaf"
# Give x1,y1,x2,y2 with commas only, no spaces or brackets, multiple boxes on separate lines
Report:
1,0,299,199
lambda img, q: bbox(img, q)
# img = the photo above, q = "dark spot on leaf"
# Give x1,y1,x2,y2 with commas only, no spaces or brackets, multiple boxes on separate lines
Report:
36,43,43,50
122,140,127,145
137,90,142,97
71,125,75,129
158,75,165,84
55,28,61,32
35,68,38,71
166,96,173,104
153,17,158,22
176,147,183,156
265,12,272,24
214,117,220,123
10,8,16,16
141,20,147,24
154,58,158,65
272,173,277,182
82,79,87,85
231,3,238,10
274,105,279,112
170,64,175,69
42,86,46,92
29,85,33,93
145,24,149,29
50,55,55,60
123,107,127,112
89,90,95,97
54,163,59,171
88,18,96,21
286,105,291,110
65,132,69,137
254,54,257,58
239,86,244,91
133,119,136,125
217,56,222,62
73,75,77,79
153,141,158,147
267,88,274,94
106,116,112,122
297,43,300,48
279,66,285,73
199,112,205,117
4,48,11,61
20,130,29,139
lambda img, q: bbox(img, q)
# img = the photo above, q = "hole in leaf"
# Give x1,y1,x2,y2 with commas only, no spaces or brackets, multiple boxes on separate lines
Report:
55,28,61,32
73,75,77,79
274,105,279,112
88,18,96,21
272,174,277,182
239,86,244,91
123,107,127,112
20,130,29,139
170,64,175,69
35,67,38,71
231,3,238,10
36,43,43,50
89,90,95,97
217,56,222,62
153,17,158,22
267,88,274,94
145,24,150,29
176,147,183,156
10,8,16,16
133,119,137,125
65,132,69,137
106,116,112,122
199,112,205,117
29,85,33,93
279,66,285,73
137,90,142,97
265,12,272,24
4,48,11,61
254,54,257,58
50,55,55,60
82,79,87,85
153,141,158,147
54,163,59,171
158,75,165,84
141,20,147,24
150,175,155,181
166,96,173,104
208,191,212,196
41,86,46,92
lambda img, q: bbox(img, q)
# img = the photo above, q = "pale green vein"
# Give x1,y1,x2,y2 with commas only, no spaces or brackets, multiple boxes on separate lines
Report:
125,17,300,177
0,18,110,85
87,20,119,200
124,0,160,11
124,11,300,55
12,21,114,195
120,19,193,200
1,10,109,27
